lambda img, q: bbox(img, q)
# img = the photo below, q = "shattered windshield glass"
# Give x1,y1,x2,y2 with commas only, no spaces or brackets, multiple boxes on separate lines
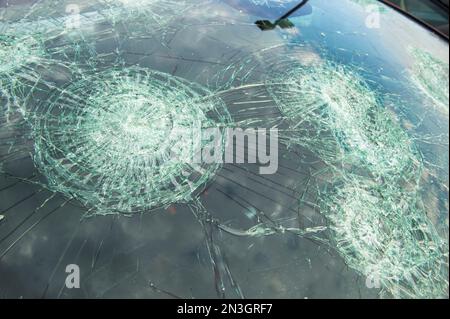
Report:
0,0,448,299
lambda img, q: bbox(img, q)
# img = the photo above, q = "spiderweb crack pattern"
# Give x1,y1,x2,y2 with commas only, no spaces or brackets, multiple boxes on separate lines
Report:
267,63,420,180
0,31,48,116
31,67,231,215
321,177,448,298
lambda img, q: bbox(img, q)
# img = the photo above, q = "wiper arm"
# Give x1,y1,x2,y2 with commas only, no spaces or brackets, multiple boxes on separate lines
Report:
255,0,310,31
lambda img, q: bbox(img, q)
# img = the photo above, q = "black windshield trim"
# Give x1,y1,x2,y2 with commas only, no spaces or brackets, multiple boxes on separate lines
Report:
378,0,449,42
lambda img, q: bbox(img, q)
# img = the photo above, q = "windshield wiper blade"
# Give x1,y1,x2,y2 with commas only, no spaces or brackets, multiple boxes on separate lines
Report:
255,0,310,31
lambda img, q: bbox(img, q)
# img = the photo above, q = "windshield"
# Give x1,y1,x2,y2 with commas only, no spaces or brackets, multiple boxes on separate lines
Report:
0,0,448,299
